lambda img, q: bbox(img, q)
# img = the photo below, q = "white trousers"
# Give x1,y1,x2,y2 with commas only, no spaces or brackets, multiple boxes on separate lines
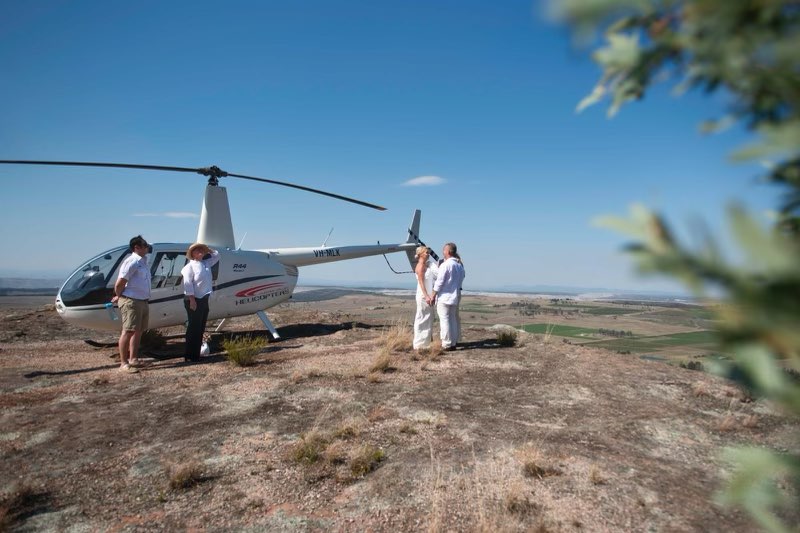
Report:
413,296,434,349
437,300,460,349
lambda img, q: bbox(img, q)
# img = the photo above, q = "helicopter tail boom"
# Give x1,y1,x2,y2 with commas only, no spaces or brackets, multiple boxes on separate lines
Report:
262,242,417,267
262,209,423,268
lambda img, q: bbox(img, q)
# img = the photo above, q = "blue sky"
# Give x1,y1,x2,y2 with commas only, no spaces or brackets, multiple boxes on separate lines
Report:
0,1,777,293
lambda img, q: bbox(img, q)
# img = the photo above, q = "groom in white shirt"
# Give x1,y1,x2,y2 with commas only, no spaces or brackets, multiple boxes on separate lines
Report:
429,242,466,350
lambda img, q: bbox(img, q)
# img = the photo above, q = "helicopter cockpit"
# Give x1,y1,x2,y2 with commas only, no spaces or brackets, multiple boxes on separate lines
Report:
56,244,211,310
58,245,133,307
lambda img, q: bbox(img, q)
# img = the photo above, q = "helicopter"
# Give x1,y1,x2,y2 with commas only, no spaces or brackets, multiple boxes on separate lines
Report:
0,160,430,339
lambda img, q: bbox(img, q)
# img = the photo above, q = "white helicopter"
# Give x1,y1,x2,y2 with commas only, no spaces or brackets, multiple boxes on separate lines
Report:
1,160,431,339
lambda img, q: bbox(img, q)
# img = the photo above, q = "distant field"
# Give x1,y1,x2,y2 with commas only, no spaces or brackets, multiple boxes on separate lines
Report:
582,331,718,353
521,324,600,339
461,304,499,314
581,306,640,316
637,307,717,327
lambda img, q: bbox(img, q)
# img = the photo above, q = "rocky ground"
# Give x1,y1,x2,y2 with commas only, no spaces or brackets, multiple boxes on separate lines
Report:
0,292,797,531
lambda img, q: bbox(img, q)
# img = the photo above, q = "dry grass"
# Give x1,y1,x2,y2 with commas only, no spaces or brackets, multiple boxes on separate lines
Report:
426,446,556,533
369,352,393,373
323,440,348,465
380,321,413,353
516,445,561,479
399,420,418,434
589,465,607,485
367,405,394,422
692,381,712,398
542,323,556,344
168,461,205,490
504,482,538,516
717,414,738,432
742,414,759,428
333,416,366,439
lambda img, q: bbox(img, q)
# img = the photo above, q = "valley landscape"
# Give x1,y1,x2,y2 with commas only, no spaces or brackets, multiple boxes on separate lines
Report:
1,289,798,531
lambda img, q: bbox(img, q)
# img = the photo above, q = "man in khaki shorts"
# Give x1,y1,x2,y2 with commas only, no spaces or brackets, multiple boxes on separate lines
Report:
110,235,152,373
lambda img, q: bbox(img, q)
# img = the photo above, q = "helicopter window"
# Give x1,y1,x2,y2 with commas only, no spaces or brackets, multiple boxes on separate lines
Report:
150,252,187,289
59,245,130,307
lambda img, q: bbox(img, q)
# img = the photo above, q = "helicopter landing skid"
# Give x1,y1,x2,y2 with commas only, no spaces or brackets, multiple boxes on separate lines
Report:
256,310,281,340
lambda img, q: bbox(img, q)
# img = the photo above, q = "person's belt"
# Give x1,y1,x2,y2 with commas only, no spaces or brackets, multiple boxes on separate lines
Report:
120,295,149,302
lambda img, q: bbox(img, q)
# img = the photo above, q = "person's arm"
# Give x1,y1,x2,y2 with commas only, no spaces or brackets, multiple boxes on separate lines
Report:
431,261,448,304
111,277,127,303
415,260,428,299
205,249,220,267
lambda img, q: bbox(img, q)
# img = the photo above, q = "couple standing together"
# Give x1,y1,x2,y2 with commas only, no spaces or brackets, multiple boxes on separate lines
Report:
413,242,465,351
112,235,219,372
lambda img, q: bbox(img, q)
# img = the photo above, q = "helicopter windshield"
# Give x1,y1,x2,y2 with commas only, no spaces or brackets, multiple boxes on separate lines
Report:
59,245,132,307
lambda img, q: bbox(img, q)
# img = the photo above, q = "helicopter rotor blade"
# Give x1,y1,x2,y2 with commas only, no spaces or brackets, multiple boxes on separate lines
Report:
227,172,386,211
0,159,386,211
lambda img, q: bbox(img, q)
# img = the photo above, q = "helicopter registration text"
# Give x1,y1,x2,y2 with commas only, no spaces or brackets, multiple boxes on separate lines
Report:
313,248,340,257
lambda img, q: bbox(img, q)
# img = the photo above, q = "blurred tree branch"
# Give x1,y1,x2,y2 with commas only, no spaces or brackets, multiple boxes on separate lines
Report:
551,0,800,529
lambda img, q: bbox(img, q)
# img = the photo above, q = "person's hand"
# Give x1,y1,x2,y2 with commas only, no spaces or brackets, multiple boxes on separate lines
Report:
189,300,197,311
111,295,118,303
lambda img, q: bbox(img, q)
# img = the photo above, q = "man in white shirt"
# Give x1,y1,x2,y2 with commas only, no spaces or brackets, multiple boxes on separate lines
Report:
110,235,152,373
429,242,466,350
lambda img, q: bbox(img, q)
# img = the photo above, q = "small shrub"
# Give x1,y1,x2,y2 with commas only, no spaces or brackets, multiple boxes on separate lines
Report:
222,336,265,366
496,329,518,347
680,360,705,371
168,461,204,490
141,329,166,350
349,445,385,477
292,431,330,465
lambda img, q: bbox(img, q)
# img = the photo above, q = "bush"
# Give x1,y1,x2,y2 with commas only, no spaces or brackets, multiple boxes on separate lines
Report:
349,445,385,477
168,461,204,490
496,329,518,347
222,336,264,366
140,329,166,350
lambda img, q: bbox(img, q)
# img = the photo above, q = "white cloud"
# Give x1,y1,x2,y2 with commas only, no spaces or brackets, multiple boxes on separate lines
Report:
402,175,446,187
133,212,199,219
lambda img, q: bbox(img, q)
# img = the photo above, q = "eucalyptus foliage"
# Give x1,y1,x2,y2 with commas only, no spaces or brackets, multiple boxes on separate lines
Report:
550,0,800,529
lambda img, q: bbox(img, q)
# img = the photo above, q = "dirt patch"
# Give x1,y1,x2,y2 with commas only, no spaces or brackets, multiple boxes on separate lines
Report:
0,294,797,531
